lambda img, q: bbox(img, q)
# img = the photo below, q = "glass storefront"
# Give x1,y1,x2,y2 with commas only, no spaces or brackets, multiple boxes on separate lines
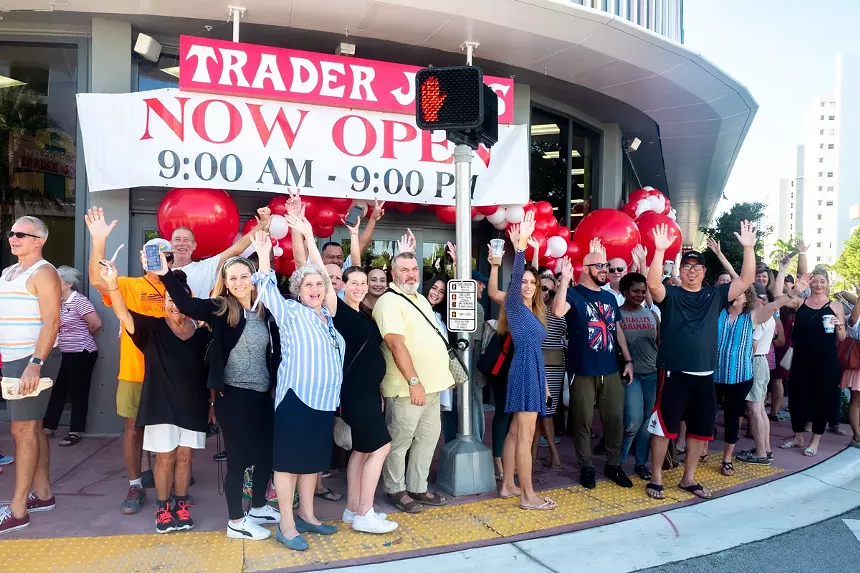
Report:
0,41,79,270
529,106,600,229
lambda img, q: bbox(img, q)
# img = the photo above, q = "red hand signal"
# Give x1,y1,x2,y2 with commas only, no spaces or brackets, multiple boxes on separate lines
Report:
420,76,446,123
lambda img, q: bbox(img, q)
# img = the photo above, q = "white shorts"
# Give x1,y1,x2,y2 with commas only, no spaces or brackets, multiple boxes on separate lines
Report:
143,424,206,453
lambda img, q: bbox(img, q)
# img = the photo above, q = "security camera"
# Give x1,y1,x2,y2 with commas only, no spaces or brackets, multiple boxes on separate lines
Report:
336,42,356,56
625,137,642,152
134,33,162,63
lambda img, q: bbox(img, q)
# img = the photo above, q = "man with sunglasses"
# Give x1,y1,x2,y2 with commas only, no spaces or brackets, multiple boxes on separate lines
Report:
644,222,756,501
86,208,176,515
553,242,635,490
0,217,61,535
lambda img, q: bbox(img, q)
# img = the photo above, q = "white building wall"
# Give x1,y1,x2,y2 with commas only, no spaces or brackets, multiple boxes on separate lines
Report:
803,94,839,266
836,53,860,258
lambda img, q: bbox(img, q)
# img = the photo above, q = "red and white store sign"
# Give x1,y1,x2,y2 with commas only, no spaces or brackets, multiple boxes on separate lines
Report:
178,36,515,124
76,89,529,206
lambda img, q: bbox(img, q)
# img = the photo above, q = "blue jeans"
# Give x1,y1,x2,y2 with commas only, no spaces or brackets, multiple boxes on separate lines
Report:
620,372,658,466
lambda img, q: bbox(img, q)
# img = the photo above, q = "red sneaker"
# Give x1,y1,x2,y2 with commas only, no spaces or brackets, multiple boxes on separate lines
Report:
0,506,30,535
26,491,56,512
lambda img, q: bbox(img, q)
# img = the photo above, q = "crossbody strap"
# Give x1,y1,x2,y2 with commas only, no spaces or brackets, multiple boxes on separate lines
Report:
344,338,369,376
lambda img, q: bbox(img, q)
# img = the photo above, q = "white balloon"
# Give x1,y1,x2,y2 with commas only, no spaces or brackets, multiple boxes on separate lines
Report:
272,246,284,257
667,208,677,221
486,206,507,225
493,220,508,230
547,236,567,258
269,214,289,240
504,205,525,224
472,213,486,221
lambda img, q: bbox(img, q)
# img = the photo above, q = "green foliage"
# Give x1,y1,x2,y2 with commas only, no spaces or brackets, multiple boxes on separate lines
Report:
833,226,860,285
769,236,803,277
699,202,769,281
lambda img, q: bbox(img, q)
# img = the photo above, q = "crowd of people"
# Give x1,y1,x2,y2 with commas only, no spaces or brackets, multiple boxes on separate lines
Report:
1,194,858,545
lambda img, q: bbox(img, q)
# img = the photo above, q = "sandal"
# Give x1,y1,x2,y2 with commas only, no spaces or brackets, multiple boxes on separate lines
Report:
385,491,423,514
58,433,82,447
408,490,448,507
313,488,342,502
645,483,665,500
495,472,504,482
721,461,735,476
679,483,712,499
634,464,652,481
779,440,803,449
802,447,817,457
519,496,557,511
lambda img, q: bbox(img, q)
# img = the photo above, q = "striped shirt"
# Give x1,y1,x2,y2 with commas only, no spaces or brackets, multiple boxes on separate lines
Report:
253,270,345,411
59,291,98,353
715,309,754,384
0,259,56,362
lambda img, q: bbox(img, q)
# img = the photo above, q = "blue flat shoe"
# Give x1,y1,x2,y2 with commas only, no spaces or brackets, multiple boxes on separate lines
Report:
295,516,337,535
275,527,309,551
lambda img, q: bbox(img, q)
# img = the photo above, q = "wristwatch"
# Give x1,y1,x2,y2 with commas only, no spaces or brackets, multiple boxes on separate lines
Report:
408,377,420,386
29,356,44,366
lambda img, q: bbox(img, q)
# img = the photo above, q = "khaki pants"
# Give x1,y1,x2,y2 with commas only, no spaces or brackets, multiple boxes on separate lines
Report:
382,391,441,494
570,373,625,468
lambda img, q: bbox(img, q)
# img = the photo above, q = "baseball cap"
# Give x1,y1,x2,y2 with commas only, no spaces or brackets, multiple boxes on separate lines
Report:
472,269,489,284
752,282,768,298
680,250,705,265
144,238,173,252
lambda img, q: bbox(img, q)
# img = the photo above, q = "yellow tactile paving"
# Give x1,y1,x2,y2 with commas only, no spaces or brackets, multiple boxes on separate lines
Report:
0,460,782,573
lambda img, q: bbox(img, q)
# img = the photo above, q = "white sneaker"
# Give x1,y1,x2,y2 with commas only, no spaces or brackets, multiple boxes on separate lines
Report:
247,504,281,525
226,517,271,540
352,509,398,534
342,507,388,524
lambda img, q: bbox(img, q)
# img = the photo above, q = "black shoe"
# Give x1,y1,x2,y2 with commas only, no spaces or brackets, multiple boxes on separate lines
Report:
213,451,227,462
605,464,633,488
580,467,596,489
172,500,194,531
155,502,176,533
140,469,155,489
594,437,606,455
634,464,652,481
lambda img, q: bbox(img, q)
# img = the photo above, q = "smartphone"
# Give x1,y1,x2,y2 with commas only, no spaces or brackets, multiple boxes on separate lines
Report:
144,244,163,272
344,205,363,227
546,395,553,409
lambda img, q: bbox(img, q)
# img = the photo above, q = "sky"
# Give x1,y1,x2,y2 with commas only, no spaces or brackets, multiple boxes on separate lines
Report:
683,0,860,213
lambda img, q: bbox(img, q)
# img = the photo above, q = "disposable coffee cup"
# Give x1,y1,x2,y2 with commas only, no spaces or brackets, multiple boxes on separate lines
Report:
490,239,505,265
822,315,835,334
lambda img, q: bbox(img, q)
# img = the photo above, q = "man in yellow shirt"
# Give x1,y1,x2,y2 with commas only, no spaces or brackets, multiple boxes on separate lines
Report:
86,208,171,515
373,252,453,513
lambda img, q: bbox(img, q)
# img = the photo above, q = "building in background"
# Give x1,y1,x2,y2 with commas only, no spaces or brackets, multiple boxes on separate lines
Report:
836,53,860,244
764,144,804,261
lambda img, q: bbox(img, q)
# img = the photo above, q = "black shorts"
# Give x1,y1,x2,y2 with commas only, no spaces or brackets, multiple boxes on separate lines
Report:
647,371,717,442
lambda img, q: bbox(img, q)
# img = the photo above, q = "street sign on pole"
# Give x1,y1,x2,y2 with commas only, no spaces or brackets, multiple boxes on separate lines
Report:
446,279,478,333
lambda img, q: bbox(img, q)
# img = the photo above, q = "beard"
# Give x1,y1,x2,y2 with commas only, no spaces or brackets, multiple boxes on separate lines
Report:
397,281,418,294
592,271,608,286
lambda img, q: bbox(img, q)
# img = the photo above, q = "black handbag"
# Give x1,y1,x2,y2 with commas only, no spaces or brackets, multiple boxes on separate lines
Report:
477,332,513,377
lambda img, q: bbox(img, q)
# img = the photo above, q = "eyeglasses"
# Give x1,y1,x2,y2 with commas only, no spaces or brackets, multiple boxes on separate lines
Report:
609,267,627,274
7,231,42,240
585,263,609,270
680,263,705,272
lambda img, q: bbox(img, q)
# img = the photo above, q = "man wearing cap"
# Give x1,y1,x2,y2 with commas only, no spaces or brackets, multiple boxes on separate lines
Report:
170,206,271,298
644,222,756,501
86,208,176,515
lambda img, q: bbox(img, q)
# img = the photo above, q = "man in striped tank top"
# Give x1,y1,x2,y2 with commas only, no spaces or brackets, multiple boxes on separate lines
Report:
0,216,62,535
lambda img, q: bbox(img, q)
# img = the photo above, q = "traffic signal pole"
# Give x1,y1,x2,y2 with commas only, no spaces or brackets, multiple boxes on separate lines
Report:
436,42,496,497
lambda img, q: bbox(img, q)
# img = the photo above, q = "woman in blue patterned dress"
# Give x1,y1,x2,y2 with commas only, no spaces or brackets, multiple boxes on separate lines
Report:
497,211,556,511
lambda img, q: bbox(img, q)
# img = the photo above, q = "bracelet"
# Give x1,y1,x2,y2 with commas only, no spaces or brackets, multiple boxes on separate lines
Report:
109,288,119,292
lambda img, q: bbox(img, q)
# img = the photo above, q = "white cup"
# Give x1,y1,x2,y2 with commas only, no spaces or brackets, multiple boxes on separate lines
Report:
822,315,835,334
490,239,505,265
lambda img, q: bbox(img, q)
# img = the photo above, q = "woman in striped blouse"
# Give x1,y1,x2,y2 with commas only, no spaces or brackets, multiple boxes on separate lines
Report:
250,217,345,553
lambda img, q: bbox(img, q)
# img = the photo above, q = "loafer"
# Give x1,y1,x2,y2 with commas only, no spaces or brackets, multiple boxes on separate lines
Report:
275,527,309,551
580,467,596,489
605,464,633,488
295,515,337,535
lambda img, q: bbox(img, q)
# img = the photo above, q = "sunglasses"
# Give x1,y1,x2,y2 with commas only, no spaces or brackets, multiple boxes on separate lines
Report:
541,286,556,294
609,267,626,273
680,263,705,272
585,263,609,270
7,231,42,240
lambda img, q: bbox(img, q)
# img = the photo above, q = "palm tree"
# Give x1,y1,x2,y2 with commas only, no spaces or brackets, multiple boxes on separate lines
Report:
769,235,803,276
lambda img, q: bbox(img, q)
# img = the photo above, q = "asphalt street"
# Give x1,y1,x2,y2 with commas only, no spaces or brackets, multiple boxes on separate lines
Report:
639,505,860,573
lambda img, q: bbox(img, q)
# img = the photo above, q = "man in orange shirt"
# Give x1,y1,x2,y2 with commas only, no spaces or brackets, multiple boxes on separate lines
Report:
86,207,172,514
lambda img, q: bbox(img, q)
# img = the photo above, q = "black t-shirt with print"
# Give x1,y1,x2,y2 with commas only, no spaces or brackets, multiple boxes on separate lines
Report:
656,283,731,372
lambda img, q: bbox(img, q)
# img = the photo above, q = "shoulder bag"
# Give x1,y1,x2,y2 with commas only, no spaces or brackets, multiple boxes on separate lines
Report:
780,302,825,371
385,289,469,386
333,334,370,451
838,336,860,371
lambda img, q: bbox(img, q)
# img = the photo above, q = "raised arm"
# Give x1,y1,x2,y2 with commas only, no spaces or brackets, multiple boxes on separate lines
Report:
504,212,536,318
707,237,738,280
356,199,385,252
286,190,307,267
286,214,336,315
552,257,573,318
159,262,217,322
486,246,507,305
797,241,809,276
249,231,292,321
771,255,789,297
216,206,271,268
728,221,757,301
344,217,362,265
647,225,671,303
100,261,135,335
85,207,118,295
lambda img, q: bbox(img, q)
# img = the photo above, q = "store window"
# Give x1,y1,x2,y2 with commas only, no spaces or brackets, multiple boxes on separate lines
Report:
137,52,180,92
0,41,78,270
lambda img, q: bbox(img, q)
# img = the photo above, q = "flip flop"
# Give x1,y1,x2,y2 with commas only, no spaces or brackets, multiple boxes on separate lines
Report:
779,440,802,449
519,497,557,510
802,447,818,457
721,461,735,477
314,488,342,502
678,483,712,499
645,483,665,500
498,491,520,499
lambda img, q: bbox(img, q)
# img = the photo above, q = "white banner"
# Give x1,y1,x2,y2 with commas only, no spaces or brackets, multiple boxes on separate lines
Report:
76,89,529,207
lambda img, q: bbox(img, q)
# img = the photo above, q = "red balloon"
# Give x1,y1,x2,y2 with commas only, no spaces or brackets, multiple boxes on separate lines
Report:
276,257,297,278
314,224,335,238
544,216,559,230
636,211,682,264
275,234,294,260
534,218,550,235
572,208,641,264
436,205,457,225
301,196,320,221
157,188,239,259
326,197,353,213
620,201,639,220
534,201,553,219
572,261,584,279
471,207,479,219
268,195,289,215
393,202,419,214
555,226,571,240
314,205,340,227
525,235,548,262
523,202,538,217
477,205,499,216
544,257,559,272
242,218,257,236
566,241,581,260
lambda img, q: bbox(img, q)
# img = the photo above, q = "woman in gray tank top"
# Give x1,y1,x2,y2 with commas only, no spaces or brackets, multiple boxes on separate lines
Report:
618,273,660,481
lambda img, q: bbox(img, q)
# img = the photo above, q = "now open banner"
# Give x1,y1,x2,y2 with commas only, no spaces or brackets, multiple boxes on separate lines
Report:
76,88,529,207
